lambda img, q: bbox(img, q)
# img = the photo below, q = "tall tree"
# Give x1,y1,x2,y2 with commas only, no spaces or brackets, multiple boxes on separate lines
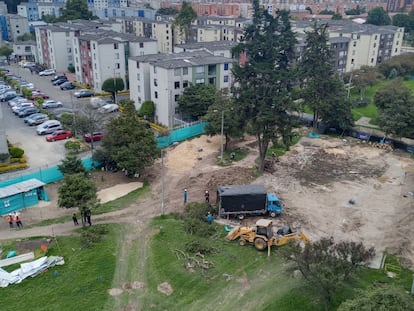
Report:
102,77,124,103
203,89,243,150
232,2,297,172
282,238,375,311
59,0,95,22
139,100,156,121
374,79,414,138
300,22,353,133
366,7,391,26
173,1,197,41
177,84,217,120
97,100,158,176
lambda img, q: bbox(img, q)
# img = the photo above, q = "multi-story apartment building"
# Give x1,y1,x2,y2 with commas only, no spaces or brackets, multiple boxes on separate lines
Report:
174,41,235,59
93,7,156,19
17,2,64,21
0,1,8,15
129,51,233,127
13,40,37,62
0,14,29,42
293,20,404,72
73,31,157,91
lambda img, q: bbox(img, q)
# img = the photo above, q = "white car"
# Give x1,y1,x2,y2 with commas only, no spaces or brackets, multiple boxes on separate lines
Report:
98,104,119,113
39,69,56,76
42,100,63,109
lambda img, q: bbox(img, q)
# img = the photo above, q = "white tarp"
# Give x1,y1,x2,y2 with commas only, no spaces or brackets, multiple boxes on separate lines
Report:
0,256,64,288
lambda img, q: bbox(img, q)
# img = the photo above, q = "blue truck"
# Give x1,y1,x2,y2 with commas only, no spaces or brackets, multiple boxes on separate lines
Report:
217,184,283,220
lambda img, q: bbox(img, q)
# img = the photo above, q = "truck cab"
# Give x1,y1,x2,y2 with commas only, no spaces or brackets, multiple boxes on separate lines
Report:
267,193,283,217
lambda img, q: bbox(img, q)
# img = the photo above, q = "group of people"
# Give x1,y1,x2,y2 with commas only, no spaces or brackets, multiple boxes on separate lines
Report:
72,209,92,226
5,212,23,229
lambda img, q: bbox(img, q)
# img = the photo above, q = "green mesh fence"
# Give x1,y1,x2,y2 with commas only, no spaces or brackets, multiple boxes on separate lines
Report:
156,122,207,148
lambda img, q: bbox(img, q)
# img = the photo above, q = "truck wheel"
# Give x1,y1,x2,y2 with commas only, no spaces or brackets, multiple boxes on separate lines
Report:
237,214,245,220
254,238,267,251
239,239,247,246
270,211,277,218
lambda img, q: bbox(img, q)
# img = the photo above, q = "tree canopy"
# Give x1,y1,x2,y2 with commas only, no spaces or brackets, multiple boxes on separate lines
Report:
177,84,217,120
58,155,86,175
0,45,13,61
96,100,158,176
102,77,124,102
374,78,414,138
157,7,179,15
139,100,156,121
173,1,197,41
338,283,414,311
283,238,375,311
299,22,353,133
58,173,97,210
203,89,243,150
366,7,391,26
232,1,297,172
43,0,97,22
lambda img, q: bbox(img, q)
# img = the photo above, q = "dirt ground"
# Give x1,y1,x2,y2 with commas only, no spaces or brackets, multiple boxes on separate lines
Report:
2,132,414,270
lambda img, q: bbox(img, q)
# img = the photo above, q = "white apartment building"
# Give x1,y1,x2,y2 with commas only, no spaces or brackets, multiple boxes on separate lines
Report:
151,19,173,53
174,41,235,59
6,14,29,42
129,51,233,128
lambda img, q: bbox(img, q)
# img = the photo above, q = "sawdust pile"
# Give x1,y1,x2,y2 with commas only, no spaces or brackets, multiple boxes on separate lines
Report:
165,135,221,172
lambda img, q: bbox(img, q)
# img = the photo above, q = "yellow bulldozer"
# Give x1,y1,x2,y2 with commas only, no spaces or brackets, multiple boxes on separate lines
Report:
225,219,309,256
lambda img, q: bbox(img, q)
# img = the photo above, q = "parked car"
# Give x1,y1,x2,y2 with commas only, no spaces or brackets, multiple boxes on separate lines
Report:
20,82,35,90
51,75,66,83
52,77,68,86
42,100,63,109
84,132,104,142
74,89,94,98
46,130,72,142
30,92,49,100
12,102,33,114
0,91,17,101
18,106,39,118
98,104,119,113
28,64,44,73
27,114,49,126
60,81,76,90
39,69,56,76
36,120,62,135
24,112,42,123
8,97,26,107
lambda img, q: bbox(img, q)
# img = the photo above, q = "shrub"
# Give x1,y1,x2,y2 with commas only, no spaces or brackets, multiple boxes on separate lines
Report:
80,225,109,248
9,147,24,158
21,87,31,99
65,141,81,153
0,162,8,167
184,240,220,255
0,163,28,173
10,157,27,163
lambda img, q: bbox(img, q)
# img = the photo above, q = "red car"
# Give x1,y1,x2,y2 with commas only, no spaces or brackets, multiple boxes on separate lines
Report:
46,130,72,142
30,92,50,100
84,132,103,142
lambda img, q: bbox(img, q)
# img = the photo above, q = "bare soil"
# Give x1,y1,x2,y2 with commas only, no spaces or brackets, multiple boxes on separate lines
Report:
1,133,414,271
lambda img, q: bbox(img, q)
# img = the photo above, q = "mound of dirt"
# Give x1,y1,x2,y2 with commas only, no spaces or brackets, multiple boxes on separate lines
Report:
157,281,173,295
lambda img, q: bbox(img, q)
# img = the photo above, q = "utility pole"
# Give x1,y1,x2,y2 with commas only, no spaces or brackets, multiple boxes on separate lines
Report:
161,148,165,215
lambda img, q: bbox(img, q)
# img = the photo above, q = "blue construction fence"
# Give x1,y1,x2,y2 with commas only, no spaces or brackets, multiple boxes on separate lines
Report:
0,122,208,187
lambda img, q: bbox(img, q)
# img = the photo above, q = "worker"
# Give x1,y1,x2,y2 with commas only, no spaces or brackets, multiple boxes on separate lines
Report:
6,214,13,228
183,189,188,205
205,190,210,203
72,213,79,226
15,214,23,229
207,212,213,225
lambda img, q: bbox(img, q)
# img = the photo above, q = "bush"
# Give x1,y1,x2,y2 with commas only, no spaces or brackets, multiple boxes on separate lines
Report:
0,153,9,162
21,87,31,99
10,157,26,163
0,162,8,167
64,141,81,153
0,163,28,173
80,225,109,248
9,147,24,158
184,240,220,255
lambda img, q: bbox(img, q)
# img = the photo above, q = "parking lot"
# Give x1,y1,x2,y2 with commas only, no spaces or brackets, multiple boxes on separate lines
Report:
1,65,90,176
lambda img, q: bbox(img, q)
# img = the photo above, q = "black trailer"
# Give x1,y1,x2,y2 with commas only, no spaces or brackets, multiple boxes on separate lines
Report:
217,184,267,219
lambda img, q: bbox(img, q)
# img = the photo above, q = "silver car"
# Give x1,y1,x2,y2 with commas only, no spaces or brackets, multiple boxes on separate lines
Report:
28,114,49,126
42,100,63,109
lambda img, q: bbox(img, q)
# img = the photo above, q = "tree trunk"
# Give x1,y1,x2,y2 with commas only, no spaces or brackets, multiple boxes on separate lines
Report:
312,111,319,133
257,134,269,172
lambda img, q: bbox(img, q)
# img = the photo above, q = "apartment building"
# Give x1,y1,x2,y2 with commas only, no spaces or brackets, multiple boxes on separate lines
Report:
0,14,29,42
129,51,233,127
93,7,156,19
0,1,8,15
13,40,37,62
174,41,235,58
293,20,404,72
73,31,157,91
18,2,64,21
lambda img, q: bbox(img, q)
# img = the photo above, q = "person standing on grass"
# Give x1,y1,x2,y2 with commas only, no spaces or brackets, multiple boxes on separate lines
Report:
205,190,210,203
86,209,92,226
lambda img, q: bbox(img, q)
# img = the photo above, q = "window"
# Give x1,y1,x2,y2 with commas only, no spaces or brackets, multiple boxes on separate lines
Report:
183,80,189,88
183,67,188,75
154,66,157,74
154,79,158,86
196,66,204,74
196,78,205,84
136,62,140,68
137,73,140,80
224,63,229,70
139,42,143,48
115,63,120,69
114,43,119,49
353,41,356,47
115,53,119,59
93,43,96,49
137,85,141,92
224,75,229,83
174,81,180,89
154,91,158,99
174,94,179,102
174,68,181,76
